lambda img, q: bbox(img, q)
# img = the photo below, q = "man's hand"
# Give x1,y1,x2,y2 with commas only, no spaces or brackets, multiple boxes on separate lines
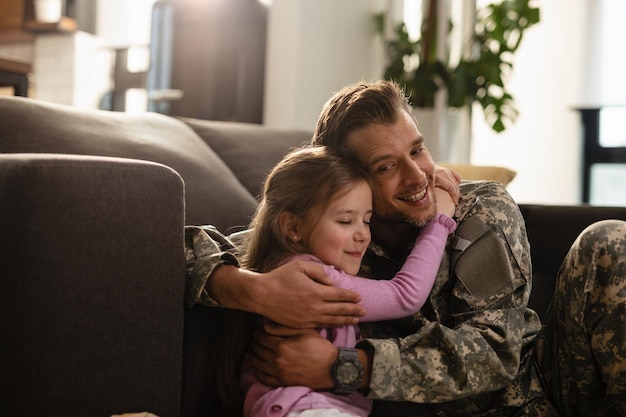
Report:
250,329,337,389
434,165,461,204
208,260,365,329
251,325,374,391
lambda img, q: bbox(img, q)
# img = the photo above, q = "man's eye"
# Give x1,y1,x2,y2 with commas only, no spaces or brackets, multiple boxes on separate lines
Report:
376,163,394,174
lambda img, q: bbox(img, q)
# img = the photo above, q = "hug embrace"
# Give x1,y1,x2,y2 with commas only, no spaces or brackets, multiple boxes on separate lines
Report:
185,80,626,417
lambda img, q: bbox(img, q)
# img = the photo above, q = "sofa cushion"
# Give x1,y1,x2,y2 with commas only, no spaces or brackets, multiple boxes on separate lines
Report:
180,118,311,198
0,97,257,230
438,163,517,186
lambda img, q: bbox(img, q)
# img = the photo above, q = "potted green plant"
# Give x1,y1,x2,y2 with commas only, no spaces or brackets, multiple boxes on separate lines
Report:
375,0,540,133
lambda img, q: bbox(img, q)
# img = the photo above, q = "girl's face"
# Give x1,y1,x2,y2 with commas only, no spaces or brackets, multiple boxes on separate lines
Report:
302,181,373,275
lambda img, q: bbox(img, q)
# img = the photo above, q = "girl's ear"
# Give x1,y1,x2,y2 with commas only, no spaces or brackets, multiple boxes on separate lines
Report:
278,212,302,242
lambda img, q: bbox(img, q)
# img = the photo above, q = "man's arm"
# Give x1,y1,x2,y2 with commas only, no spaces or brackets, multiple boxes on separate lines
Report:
209,262,365,328
185,225,365,328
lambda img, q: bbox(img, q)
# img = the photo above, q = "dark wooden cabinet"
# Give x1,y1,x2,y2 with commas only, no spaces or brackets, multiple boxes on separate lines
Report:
0,55,32,96
147,0,268,123
0,0,33,41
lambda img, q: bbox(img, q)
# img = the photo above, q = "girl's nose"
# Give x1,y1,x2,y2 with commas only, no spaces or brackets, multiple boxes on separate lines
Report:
354,224,370,242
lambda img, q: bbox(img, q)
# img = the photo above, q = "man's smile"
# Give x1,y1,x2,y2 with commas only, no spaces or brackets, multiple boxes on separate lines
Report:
398,188,427,202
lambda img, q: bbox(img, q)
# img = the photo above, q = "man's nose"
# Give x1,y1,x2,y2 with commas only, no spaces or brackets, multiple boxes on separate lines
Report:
400,159,428,187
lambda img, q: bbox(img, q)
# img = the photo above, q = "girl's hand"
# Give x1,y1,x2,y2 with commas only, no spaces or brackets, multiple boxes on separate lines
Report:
435,186,457,218
434,166,460,218
434,165,461,204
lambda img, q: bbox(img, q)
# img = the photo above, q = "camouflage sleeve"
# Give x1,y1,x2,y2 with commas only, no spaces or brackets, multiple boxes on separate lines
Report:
184,225,241,307
357,181,540,403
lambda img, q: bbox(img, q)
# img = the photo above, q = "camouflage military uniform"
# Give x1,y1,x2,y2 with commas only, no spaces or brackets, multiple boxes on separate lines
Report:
185,224,240,308
534,218,626,416
184,181,626,416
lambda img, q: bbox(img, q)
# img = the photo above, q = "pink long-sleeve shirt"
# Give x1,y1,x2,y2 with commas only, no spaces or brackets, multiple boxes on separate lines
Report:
242,212,457,417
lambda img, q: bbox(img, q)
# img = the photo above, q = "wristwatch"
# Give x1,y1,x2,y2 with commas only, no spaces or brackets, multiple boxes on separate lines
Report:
331,347,363,394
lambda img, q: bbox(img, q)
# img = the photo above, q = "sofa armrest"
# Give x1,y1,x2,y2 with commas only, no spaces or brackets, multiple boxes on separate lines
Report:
0,154,186,417
519,203,626,316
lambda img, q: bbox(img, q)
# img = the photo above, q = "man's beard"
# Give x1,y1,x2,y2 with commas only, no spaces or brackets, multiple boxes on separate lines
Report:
401,207,437,228
374,203,437,229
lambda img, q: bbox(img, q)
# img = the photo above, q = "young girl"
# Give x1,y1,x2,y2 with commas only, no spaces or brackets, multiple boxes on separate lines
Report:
210,146,456,417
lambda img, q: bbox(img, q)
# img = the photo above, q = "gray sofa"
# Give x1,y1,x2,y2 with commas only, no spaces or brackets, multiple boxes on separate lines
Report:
1,96,625,417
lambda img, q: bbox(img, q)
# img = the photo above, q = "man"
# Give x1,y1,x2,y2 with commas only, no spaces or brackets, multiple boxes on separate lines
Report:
186,81,626,416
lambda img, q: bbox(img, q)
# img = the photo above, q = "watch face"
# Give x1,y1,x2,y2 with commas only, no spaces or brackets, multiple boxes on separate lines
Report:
338,361,361,384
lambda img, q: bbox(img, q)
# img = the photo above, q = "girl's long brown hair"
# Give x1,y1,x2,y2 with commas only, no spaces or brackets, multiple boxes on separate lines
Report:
206,146,372,416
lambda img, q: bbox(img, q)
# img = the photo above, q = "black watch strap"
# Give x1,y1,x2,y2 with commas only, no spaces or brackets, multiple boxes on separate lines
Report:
331,347,363,394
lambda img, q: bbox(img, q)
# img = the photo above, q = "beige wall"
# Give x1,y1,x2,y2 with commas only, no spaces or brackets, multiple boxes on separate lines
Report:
470,0,588,205
263,0,389,130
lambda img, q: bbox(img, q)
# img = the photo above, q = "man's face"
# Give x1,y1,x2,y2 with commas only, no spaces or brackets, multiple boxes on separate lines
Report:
346,110,437,227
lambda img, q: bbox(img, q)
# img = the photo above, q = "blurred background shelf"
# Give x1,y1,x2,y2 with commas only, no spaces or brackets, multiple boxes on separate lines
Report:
0,0,91,40
24,16,77,33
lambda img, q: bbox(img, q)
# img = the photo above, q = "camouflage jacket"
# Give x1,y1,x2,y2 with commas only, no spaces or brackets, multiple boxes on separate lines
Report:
184,225,243,307
184,181,548,416
359,181,547,416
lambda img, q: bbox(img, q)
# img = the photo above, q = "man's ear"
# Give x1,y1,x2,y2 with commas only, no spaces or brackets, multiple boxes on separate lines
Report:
278,212,302,242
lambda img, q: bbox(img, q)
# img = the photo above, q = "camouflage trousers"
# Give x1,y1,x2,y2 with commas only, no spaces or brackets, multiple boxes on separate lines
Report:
535,219,626,416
